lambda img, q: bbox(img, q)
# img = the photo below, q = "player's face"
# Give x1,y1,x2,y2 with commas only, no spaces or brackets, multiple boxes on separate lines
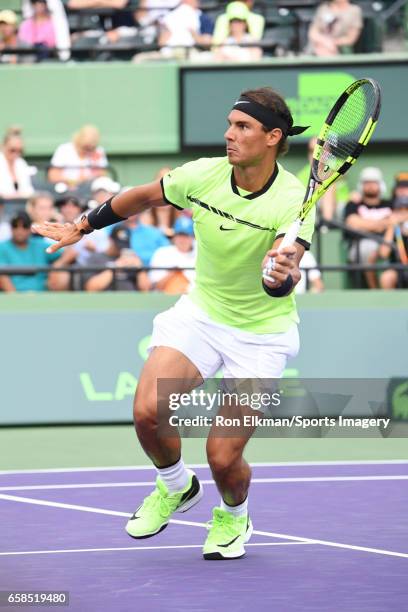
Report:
224,110,281,167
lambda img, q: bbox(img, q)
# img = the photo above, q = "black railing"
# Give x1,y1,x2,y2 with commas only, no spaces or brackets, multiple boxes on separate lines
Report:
0,263,407,292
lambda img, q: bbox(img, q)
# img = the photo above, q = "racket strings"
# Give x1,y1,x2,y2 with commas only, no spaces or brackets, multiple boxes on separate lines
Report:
316,82,378,182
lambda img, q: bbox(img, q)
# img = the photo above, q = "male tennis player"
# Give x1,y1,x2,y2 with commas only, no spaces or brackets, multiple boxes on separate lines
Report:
34,87,315,560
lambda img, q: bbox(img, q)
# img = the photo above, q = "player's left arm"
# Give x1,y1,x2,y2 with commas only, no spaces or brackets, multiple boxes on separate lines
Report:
261,239,305,292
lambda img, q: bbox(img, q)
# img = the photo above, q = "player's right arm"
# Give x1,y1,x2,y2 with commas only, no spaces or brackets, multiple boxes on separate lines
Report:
33,180,165,254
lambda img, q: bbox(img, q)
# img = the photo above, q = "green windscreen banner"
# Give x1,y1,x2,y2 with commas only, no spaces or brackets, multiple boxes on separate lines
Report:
180,61,406,146
0,292,407,426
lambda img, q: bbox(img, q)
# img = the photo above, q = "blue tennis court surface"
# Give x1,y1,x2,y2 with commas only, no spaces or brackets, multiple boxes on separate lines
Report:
1,461,407,611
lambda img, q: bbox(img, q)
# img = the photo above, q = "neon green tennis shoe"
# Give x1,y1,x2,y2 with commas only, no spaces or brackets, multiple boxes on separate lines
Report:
126,470,203,539
203,507,253,560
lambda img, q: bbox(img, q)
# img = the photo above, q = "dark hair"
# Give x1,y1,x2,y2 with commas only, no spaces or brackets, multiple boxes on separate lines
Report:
55,195,82,209
11,211,31,228
240,87,293,156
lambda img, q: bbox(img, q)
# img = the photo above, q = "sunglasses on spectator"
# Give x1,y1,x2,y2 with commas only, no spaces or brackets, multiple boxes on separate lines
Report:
7,147,23,154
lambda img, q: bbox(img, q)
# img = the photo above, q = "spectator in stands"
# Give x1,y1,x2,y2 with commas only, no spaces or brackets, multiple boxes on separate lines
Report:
89,176,121,208
0,211,61,292
344,167,392,288
213,2,262,62
135,0,178,28
27,192,59,232
149,216,196,293
83,250,151,291
0,127,34,199
158,0,214,58
295,250,324,294
19,0,56,56
56,193,84,224
212,0,264,46
297,136,349,220
67,0,140,50
49,193,110,290
378,174,408,290
0,10,30,64
109,214,169,266
48,125,108,189
22,0,71,60
308,0,362,56
0,202,11,242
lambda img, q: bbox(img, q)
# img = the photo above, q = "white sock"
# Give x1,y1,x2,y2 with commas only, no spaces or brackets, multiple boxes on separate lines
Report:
156,458,189,493
220,496,248,518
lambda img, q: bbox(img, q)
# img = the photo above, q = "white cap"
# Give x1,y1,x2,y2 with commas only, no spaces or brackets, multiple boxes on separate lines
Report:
358,167,386,195
359,167,383,183
91,176,120,194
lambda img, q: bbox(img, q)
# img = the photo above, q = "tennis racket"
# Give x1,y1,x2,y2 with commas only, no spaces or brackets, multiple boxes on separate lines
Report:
263,77,382,281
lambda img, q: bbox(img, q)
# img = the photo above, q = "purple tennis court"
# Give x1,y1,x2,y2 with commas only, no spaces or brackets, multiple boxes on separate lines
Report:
1,461,407,611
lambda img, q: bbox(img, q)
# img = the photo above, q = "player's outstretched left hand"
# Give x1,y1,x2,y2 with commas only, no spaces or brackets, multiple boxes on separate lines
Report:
32,221,83,254
262,245,296,288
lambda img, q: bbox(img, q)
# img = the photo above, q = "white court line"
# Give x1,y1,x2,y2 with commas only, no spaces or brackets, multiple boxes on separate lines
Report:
1,474,408,492
0,493,407,560
0,542,311,558
1,459,408,475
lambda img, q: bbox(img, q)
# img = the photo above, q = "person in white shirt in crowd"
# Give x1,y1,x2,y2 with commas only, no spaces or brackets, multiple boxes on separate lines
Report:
158,0,214,58
0,127,34,199
213,1,262,62
295,250,324,294
149,217,196,294
48,125,108,189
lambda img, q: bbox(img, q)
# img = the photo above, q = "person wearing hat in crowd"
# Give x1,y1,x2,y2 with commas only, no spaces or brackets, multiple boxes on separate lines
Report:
149,216,196,293
0,211,61,292
213,1,262,61
378,173,408,290
89,176,121,209
212,0,264,47
343,167,393,288
18,0,56,55
0,10,27,64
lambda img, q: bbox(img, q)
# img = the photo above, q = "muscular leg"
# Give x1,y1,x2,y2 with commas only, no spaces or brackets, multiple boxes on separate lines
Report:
134,346,203,467
206,403,256,506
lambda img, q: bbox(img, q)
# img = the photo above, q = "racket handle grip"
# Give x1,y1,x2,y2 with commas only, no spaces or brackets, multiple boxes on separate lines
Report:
263,219,302,282
277,219,302,252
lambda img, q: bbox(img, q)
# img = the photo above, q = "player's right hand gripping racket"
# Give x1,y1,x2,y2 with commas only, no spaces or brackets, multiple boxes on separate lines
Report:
263,78,382,282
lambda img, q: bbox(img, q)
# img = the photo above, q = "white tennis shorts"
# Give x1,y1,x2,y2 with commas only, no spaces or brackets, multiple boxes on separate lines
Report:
148,295,299,379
